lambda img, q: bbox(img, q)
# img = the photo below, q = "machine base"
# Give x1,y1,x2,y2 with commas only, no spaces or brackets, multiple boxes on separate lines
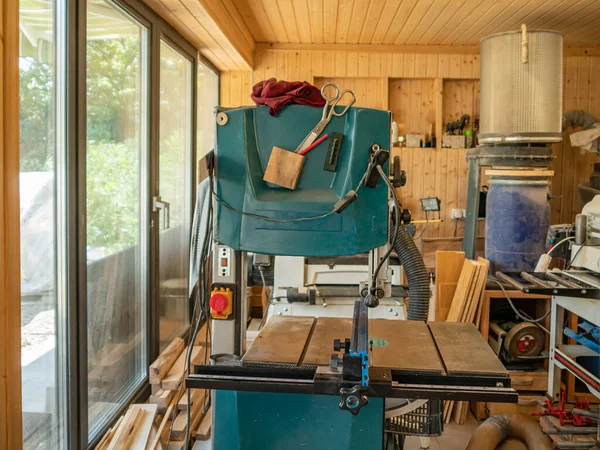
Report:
213,390,384,450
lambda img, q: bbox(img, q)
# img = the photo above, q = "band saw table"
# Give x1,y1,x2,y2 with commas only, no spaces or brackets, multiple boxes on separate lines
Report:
187,316,517,450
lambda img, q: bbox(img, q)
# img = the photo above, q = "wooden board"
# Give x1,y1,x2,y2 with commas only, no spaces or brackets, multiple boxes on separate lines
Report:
243,316,316,365
429,322,507,376
446,260,478,323
370,319,444,374
303,317,352,366
150,337,185,384
161,346,203,391
437,283,457,322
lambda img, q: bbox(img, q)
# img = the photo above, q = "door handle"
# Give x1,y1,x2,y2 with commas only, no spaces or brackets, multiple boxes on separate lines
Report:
153,196,170,229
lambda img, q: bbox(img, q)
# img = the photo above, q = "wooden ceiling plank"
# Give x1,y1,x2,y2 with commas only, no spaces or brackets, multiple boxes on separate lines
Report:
335,0,355,43
232,0,268,42
195,0,255,68
277,0,301,43
404,0,450,45
359,0,388,44
146,0,232,69
501,0,565,33
487,1,545,36
535,0,593,30
382,0,419,45
439,1,499,45
260,0,290,42
526,0,570,28
308,0,324,43
345,0,369,44
554,4,600,44
241,0,277,42
174,0,245,69
570,24,600,46
546,0,598,36
394,0,436,45
370,0,402,44
453,0,522,45
218,0,256,49
291,0,313,43
417,0,469,45
323,0,339,43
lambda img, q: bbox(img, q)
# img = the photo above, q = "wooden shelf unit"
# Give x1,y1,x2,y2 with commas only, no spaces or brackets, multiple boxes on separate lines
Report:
389,77,479,151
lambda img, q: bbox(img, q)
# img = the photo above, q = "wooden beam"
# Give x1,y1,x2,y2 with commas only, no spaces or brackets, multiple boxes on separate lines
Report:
256,42,481,54
1,0,23,446
256,42,600,58
181,0,254,70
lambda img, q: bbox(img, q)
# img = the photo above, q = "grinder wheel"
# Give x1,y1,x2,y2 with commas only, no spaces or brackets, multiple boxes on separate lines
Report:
503,322,545,358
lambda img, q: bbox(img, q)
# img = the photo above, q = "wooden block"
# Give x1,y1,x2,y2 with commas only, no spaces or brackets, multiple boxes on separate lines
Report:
150,337,185,384
195,406,212,441
107,406,144,450
149,389,175,412
177,388,206,412
263,146,306,190
171,390,205,441
151,384,162,395
161,346,203,391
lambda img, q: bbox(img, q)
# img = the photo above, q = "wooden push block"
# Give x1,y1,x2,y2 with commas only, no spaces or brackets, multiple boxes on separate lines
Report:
263,146,305,190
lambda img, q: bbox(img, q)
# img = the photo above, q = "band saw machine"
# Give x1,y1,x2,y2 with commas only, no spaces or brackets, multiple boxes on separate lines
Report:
187,103,517,450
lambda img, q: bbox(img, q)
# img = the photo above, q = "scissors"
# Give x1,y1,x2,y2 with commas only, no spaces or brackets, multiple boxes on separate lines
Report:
294,82,356,153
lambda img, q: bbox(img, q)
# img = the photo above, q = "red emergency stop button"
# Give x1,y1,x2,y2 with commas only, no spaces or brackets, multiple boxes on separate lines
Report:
210,293,228,314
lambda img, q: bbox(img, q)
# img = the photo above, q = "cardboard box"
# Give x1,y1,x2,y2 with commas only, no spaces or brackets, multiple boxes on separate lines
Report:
442,135,466,149
406,134,426,148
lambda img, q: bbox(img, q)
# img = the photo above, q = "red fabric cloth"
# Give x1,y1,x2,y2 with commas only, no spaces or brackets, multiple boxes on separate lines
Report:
251,78,326,116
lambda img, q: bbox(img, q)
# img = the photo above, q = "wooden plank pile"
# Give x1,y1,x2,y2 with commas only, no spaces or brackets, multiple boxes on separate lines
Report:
436,251,490,425
94,327,212,450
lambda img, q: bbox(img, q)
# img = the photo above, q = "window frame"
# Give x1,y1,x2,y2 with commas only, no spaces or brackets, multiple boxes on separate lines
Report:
64,0,217,447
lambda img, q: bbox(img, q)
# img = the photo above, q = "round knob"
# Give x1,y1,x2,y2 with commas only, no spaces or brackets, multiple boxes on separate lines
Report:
210,293,228,314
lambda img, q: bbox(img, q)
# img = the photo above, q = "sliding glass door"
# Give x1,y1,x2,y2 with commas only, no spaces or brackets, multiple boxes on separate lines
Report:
157,40,194,349
85,0,149,438
19,0,67,447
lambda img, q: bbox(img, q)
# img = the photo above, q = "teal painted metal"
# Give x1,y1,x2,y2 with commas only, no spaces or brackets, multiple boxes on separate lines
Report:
213,390,384,449
214,105,391,257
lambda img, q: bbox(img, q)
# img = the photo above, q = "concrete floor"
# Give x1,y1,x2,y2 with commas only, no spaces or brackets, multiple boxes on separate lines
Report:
404,413,479,450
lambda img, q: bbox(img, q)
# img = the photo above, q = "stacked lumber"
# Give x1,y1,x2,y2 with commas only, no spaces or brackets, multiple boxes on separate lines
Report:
94,404,158,450
437,253,490,425
94,329,212,450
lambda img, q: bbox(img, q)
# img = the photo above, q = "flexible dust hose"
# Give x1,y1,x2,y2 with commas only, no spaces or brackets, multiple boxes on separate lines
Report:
391,225,430,321
466,414,553,450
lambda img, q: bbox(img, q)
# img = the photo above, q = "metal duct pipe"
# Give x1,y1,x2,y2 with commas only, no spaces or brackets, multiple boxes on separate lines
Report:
466,414,553,450
390,225,429,321
563,110,598,131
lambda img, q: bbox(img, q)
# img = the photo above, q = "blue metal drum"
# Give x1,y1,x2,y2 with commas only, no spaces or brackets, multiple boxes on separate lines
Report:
485,174,551,273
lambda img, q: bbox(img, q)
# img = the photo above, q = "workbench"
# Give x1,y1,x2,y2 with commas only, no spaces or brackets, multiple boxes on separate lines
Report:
188,317,516,450
189,316,516,401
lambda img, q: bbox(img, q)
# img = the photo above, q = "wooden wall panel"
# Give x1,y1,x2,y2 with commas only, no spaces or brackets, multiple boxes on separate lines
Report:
1,0,23,447
220,49,600,239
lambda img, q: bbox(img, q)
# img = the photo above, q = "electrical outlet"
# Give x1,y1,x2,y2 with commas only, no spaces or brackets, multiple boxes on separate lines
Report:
451,208,463,219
